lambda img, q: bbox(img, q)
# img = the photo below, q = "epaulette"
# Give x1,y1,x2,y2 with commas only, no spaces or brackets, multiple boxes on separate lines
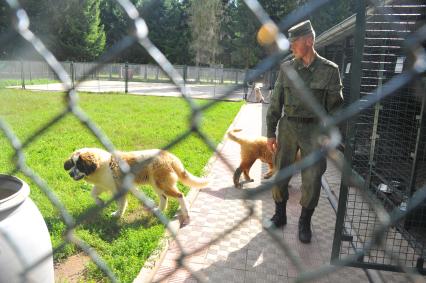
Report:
281,59,294,67
319,56,338,69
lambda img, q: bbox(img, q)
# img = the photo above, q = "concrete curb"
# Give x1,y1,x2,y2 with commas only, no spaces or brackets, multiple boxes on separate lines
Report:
133,103,248,283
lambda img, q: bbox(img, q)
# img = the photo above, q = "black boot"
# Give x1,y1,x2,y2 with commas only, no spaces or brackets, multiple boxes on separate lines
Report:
298,207,314,243
270,201,287,227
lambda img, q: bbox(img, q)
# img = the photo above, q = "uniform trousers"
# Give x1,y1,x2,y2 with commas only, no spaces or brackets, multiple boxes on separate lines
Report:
272,117,326,209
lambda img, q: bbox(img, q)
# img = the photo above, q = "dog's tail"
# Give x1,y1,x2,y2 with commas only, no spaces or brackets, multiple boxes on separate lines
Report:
227,129,246,145
171,155,209,189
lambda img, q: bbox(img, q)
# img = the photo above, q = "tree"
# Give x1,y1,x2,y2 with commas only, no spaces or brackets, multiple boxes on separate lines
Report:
101,0,149,63
161,0,193,65
100,0,129,50
310,0,355,35
140,0,192,64
259,0,300,23
0,4,15,58
47,0,106,61
260,0,355,36
100,0,192,65
188,0,222,66
0,0,354,65
221,0,354,68
0,0,50,59
220,0,262,68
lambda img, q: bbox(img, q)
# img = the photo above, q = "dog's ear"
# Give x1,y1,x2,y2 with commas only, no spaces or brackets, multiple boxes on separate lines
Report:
76,152,99,176
64,159,74,171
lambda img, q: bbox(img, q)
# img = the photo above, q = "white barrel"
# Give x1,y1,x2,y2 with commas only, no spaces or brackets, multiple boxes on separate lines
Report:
0,174,54,283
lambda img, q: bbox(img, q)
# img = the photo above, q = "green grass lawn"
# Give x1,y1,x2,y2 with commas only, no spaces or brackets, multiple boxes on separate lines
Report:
0,89,243,282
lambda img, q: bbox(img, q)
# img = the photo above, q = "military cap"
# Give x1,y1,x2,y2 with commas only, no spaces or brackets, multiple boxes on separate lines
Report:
288,20,314,42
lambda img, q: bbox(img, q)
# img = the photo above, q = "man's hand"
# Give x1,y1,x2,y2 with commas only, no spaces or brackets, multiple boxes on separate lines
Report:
267,138,278,153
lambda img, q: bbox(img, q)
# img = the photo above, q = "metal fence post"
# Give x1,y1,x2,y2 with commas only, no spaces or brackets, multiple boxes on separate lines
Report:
221,68,224,84
70,61,75,88
331,0,366,261
243,69,249,100
20,59,25,89
29,61,32,82
183,65,187,85
196,67,200,83
125,62,128,93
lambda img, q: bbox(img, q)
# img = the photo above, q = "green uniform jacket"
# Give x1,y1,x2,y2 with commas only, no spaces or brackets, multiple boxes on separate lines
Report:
266,54,343,138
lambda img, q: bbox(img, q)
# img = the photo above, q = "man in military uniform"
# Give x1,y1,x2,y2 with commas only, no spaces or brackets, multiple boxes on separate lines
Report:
266,20,343,243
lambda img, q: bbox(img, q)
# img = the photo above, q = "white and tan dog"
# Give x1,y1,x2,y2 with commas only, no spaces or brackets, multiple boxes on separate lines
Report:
254,87,265,103
64,148,208,224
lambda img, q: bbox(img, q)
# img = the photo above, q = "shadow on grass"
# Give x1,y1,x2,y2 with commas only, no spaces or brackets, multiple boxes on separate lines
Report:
46,205,165,254
76,206,161,242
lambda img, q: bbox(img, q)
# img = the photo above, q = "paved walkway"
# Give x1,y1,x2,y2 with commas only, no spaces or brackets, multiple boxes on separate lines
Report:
147,103,390,283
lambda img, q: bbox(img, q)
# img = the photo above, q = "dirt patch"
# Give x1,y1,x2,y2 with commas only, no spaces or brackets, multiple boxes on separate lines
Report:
54,253,90,282
53,208,160,282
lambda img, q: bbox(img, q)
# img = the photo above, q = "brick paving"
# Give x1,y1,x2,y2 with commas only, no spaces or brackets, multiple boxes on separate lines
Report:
148,103,407,283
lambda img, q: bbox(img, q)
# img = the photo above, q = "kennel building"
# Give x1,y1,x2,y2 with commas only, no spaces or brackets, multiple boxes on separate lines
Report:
315,0,426,274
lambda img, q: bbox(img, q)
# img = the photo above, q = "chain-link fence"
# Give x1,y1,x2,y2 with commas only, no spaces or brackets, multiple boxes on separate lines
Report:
0,60,250,85
0,0,426,282
0,60,250,98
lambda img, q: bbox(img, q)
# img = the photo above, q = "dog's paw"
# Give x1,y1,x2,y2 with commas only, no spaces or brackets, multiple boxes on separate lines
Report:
234,183,242,189
179,214,190,227
263,173,273,179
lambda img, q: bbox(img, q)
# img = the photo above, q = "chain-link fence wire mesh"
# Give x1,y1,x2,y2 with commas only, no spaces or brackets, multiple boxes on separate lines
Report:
1,0,426,282
0,60,250,89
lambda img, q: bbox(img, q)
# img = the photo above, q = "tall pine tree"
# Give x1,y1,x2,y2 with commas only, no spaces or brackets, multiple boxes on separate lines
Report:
222,0,262,68
48,0,106,61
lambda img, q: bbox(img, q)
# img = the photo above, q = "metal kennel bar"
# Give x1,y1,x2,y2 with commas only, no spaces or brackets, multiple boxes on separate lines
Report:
331,0,426,274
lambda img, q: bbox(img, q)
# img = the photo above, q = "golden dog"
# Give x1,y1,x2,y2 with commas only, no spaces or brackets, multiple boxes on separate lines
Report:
64,148,208,224
228,130,302,188
227,129,275,188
